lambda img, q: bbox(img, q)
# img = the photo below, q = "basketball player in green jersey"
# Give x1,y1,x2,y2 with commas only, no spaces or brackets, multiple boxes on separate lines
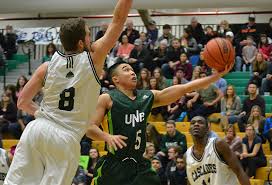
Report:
87,61,232,185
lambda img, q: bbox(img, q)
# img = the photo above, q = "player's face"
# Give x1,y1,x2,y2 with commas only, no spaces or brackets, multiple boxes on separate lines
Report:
151,159,161,171
190,117,208,138
115,64,137,89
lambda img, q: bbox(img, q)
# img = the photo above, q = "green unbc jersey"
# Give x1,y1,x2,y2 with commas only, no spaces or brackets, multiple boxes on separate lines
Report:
107,89,154,159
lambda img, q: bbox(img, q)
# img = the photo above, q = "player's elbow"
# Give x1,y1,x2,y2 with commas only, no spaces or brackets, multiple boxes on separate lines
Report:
17,96,28,110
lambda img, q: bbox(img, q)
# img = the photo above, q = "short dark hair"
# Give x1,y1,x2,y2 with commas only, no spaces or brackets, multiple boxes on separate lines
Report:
248,81,257,87
191,116,208,127
163,24,171,30
166,120,176,127
108,61,127,80
60,18,86,52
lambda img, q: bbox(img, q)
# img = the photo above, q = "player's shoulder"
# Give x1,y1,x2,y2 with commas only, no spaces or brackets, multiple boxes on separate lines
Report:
214,137,230,154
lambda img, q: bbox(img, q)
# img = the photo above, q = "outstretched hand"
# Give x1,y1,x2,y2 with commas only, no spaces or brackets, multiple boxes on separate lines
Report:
105,134,128,151
217,62,234,77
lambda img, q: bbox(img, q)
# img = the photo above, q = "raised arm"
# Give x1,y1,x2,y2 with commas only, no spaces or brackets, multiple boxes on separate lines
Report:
216,139,250,185
17,62,48,116
152,71,225,108
91,0,133,71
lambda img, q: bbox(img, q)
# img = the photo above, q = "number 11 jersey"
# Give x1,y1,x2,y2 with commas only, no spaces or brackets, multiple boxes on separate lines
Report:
37,50,100,140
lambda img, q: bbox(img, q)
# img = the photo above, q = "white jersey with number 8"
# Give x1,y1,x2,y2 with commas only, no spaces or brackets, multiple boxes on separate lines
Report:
37,50,100,140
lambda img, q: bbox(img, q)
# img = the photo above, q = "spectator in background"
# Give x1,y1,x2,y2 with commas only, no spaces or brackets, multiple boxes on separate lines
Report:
149,76,168,120
99,69,112,93
119,19,140,44
139,32,149,47
2,25,17,60
263,116,272,150
181,28,198,57
15,75,28,99
0,45,4,67
157,24,174,46
128,39,152,73
265,18,272,40
204,26,217,44
116,35,134,62
217,20,232,37
258,34,272,61
188,72,223,120
153,67,167,90
72,165,87,185
175,53,192,81
261,62,272,95
4,84,17,105
166,154,187,185
187,17,205,45
225,31,235,45
95,23,108,41
158,120,187,157
0,92,17,136
251,52,268,88
224,125,242,158
146,124,162,152
42,43,56,63
165,146,180,183
86,148,100,185
247,105,266,143
146,20,158,47
166,77,184,121
242,36,258,72
162,39,186,79
237,14,259,45
151,157,167,185
191,66,201,81
175,68,188,85
196,50,211,75
238,82,265,132
152,39,168,68
220,85,242,131
212,68,227,93
137,68,150,90
143,142,156,160
240,124,267,178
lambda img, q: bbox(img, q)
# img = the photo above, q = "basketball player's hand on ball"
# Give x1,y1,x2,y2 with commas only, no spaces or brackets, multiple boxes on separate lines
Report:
218,62,234,77
105,134,128,151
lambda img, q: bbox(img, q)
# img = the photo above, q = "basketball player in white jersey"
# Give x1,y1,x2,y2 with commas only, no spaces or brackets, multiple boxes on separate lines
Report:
0,146,15,184
185,116,250,185
4,1,133,184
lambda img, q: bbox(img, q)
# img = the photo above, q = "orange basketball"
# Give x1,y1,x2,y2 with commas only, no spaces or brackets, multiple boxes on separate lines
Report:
203,37,235,72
